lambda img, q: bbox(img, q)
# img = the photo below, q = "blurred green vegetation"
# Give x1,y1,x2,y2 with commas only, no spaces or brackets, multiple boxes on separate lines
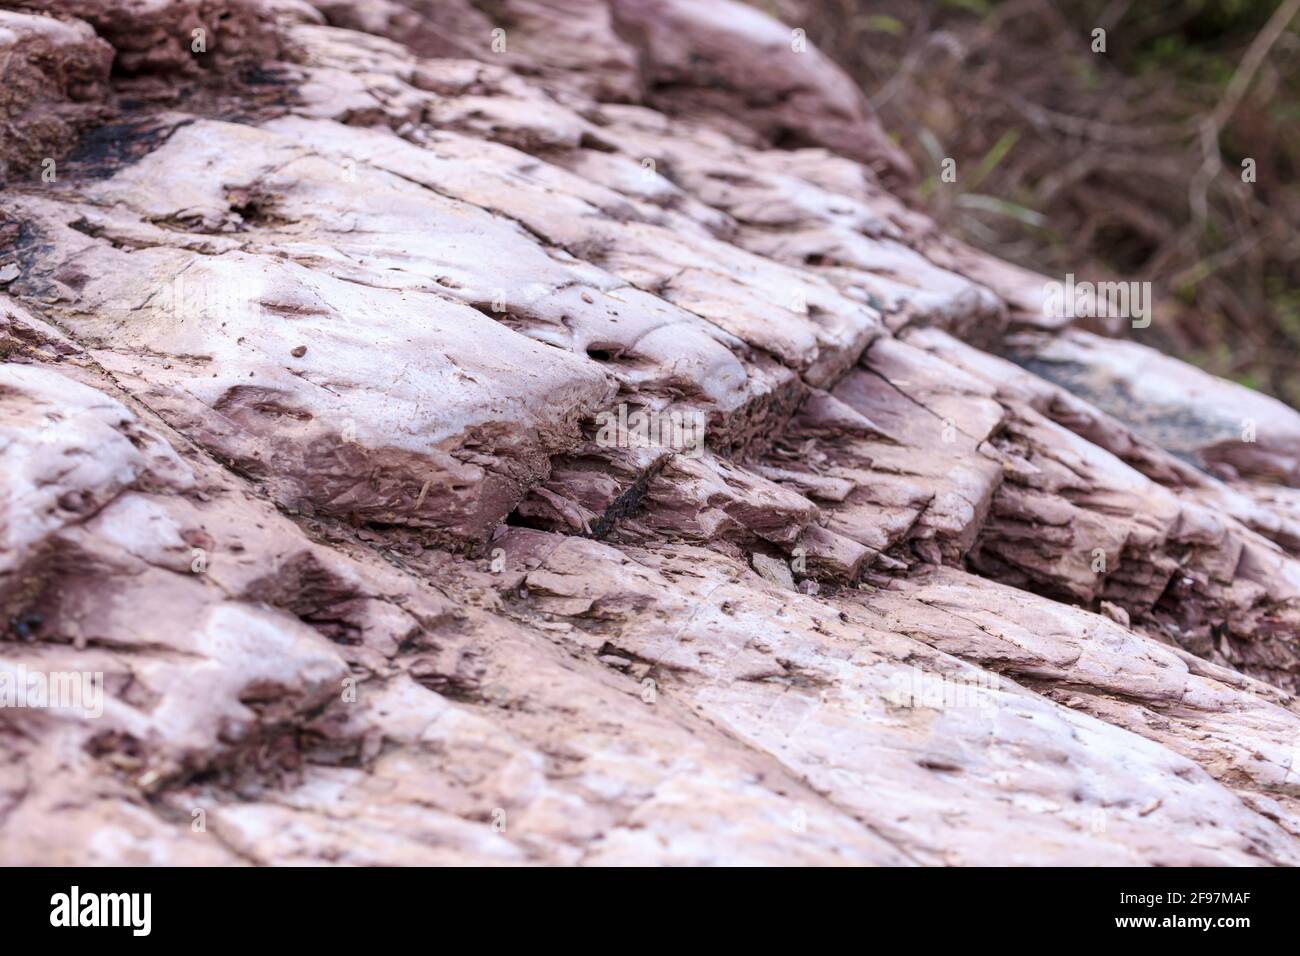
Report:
803,0,1300,409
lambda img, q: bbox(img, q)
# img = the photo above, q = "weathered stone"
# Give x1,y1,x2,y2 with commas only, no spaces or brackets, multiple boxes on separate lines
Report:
2,0,1299,867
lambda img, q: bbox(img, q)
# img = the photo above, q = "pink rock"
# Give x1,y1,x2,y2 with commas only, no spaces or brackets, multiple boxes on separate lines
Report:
1,0,1299,866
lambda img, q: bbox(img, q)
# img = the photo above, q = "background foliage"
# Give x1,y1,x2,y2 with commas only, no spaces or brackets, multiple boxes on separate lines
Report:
784,0,1300,407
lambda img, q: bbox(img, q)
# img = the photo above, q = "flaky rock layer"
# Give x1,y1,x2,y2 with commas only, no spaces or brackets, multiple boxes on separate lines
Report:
1,0,1299,865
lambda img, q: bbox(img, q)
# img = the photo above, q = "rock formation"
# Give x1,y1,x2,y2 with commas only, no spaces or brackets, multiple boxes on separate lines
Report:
2,0,1299,865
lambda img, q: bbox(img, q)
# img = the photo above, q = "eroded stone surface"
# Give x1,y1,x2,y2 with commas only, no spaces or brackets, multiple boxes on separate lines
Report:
0,9,112,181
2,0,1299,866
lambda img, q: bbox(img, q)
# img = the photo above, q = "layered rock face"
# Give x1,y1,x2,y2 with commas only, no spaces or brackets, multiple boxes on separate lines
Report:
2,0,1300,865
